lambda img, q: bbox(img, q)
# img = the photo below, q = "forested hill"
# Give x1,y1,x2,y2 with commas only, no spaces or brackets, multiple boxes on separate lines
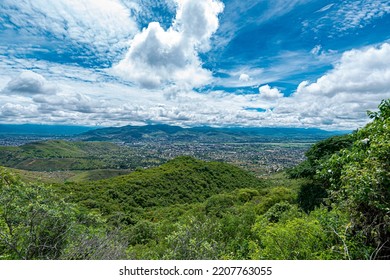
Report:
55,156,265,219
0,140,132,171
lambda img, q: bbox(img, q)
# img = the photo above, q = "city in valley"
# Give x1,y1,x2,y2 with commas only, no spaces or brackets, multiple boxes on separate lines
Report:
0,124,336,180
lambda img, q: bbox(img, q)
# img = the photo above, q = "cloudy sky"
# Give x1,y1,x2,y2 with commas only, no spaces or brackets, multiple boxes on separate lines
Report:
0,0,389,129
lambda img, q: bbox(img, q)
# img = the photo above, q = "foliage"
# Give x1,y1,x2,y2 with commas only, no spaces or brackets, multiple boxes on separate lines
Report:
127,220,157,246
297,180,327,212
205,194,236,217
0,167,126,260
162,216,222,260
254,186,296,214
251,214,328,259
287,134,354,179
55,156,265,223
60,227,128,260
318,99,390,258
0,167,76,259
250,206,373,260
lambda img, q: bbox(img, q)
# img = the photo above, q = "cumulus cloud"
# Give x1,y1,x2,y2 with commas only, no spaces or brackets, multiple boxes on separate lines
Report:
2,71,57,95
33,92,99,114
296,43,390,97
277,43,390,128
1,43,389,130
0,103,38,123
259,85,283,100
0,69,107,124
113,0,224,89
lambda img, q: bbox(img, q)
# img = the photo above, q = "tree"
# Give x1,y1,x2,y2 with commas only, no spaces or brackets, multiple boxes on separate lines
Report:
0,167,76,259
319,99,390,259
0,167,128,260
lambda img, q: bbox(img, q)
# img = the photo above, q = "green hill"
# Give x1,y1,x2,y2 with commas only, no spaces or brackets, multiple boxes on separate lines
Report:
56,156,265,221
7,168,133,184
0,140,156,172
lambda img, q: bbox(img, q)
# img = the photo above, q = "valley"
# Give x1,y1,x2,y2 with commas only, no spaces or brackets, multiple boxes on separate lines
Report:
0,124,343,182
0,102,388,261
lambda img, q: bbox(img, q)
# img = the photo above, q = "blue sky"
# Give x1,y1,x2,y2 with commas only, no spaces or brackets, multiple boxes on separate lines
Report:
0,0,389,129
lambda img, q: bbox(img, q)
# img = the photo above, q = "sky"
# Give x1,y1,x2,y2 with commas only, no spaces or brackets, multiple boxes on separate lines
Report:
0,0,389,130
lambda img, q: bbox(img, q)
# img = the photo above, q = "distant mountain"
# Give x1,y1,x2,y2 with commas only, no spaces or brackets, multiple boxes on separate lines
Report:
0,124,97,136
80,124,349,143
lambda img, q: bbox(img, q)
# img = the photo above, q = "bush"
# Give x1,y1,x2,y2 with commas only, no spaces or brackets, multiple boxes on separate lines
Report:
0,168,76,259
205,194,236,218
255,187,296,214
297,181,327,212
318,99,390,258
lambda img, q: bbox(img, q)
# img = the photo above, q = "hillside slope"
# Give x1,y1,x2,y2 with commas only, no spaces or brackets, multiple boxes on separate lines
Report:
56,156,265,221
0,140,152,171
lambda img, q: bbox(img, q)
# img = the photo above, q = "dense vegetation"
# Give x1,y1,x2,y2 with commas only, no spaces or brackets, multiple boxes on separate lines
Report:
0,99,389,260
289,99,390,258
54,156,265,224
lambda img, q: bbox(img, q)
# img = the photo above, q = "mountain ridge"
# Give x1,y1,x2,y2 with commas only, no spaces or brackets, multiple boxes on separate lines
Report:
80,124,349,143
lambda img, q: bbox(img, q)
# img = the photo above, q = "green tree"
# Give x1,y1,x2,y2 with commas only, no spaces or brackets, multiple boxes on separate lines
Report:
319,99,390,258
0,167,76,259
163,216,222,260
251,213,328,260
287,134,353,179
0,167,127,260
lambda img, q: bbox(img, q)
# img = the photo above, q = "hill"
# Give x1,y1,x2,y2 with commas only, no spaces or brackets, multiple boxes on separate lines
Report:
0,140,158,172
55,156,265,221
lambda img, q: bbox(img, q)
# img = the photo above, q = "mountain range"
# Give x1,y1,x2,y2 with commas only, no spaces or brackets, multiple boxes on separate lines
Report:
79,124,348,143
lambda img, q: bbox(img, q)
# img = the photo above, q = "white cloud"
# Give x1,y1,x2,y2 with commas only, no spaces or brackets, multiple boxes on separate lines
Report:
311,0,390,35
1,43,389,130
296,43,390,97
0,0,138,59
239,73,250,82
259,85,283,100
175,0,223,51
277,43,390,128
2,70,57,95
335,0,390,32
0,102,38,122
113,0,224,89
310,45,322,56
316,3,335,13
